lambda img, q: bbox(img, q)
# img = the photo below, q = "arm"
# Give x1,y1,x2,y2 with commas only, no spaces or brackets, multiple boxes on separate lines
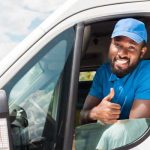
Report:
129,99,150,118
80,88,121,125
80,95,100,124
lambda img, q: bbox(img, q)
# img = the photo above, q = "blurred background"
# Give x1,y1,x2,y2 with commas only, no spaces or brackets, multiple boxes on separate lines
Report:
0,0,66,59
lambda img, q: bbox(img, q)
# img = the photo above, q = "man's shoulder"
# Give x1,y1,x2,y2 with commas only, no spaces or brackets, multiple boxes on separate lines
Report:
138,60,150,70
134,60,150,80
140,59,150,64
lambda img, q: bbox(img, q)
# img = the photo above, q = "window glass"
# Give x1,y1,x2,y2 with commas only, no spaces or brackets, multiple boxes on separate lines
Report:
75,118,150,150
4,27,75,150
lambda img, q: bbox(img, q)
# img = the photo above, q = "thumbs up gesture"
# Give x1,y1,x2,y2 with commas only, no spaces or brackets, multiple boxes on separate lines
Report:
103,88,115,101
89,88,121,124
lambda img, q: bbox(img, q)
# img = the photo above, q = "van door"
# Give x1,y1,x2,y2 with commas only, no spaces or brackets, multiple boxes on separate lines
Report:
3,25,82,150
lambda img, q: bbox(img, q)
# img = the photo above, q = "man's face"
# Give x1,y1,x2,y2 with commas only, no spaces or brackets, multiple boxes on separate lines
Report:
108,36,147,77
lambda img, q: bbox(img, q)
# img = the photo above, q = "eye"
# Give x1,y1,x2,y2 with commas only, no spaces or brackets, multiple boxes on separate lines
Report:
128,46,136,52
114,43,122,49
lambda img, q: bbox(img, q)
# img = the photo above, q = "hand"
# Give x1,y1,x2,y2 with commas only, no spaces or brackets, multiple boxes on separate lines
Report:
89,88,121,124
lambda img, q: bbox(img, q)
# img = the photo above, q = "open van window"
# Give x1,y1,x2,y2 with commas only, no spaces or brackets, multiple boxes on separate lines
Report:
75,17,150,150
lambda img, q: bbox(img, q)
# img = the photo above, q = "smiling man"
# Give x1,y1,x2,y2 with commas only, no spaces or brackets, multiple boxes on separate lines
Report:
80,18,150,124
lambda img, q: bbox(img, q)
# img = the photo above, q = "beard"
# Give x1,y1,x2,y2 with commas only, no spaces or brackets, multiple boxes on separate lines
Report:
110,57,140,77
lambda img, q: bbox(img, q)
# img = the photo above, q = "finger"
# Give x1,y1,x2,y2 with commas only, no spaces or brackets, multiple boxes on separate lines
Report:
108,103,121,110
109,88,115,99
103,111,120,119
104,88,115,101
106,107,121,115
110,109,121,115
107,114,120,119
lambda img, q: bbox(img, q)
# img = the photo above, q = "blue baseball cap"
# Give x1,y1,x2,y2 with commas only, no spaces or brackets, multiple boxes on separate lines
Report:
111,18,147,43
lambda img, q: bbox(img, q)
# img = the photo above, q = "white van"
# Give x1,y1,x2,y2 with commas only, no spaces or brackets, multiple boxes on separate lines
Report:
0,0,150,150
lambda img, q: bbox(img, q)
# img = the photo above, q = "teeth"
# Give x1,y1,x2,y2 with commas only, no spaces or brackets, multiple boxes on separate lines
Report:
116,59,128,64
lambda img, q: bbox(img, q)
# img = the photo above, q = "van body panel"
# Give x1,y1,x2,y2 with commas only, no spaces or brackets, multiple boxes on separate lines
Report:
1,1,150,87
0,0,150,77
0,1,150,150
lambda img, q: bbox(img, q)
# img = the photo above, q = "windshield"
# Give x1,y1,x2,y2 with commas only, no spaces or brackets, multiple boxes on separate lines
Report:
0,0,65,61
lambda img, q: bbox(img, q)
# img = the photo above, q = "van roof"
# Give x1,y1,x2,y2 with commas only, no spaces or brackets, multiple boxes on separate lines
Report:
40,0,148,32
0,0,149,77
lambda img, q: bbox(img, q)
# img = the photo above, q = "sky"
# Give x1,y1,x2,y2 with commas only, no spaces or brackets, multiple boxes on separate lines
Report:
0,0,65,59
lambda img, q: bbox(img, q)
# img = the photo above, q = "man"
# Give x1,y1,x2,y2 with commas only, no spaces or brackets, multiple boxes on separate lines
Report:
80,18,150,125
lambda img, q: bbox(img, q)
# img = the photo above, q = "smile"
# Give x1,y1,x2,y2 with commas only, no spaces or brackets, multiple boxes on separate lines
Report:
113,58,130,70
115,59,129,65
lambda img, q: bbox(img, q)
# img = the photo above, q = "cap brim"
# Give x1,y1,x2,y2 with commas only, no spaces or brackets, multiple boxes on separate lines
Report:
111,31,143,44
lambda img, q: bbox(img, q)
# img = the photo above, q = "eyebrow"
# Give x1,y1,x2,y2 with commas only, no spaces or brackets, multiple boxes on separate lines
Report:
113,36,137,45
128,40,137,45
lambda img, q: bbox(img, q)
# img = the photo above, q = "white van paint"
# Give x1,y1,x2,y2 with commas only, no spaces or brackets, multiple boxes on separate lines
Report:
0,1,150,150
1,0,150,79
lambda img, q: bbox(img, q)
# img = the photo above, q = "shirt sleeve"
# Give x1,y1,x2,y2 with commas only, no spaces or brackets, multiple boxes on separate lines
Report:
135,68,150,100
88,67,103,99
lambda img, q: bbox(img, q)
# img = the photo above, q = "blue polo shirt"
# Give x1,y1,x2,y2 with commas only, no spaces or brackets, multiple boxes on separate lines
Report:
89,60,150,119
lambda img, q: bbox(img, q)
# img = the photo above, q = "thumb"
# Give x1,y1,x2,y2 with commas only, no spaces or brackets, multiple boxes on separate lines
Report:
104,88,115,101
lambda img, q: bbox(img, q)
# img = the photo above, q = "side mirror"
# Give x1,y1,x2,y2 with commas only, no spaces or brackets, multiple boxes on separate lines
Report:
0,90,13,150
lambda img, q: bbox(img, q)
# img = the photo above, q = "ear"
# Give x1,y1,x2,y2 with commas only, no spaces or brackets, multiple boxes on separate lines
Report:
140,46,147,58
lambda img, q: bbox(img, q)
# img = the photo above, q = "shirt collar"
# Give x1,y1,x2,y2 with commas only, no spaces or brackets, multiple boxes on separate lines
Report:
109,73,119,82
107,63,131,82
107,63,119,82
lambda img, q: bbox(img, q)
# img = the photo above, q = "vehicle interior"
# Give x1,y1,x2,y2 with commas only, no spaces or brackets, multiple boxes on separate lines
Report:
76,16,150,125
81,16,150,71
75,16,150,150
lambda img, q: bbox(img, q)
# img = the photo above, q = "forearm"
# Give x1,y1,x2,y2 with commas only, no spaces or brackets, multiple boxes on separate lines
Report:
80,96,101,124
80,109,97,124
129,100,150,119
129,109,150,119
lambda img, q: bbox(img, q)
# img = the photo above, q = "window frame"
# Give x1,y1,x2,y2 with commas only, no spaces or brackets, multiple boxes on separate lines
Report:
63,23,84,150
75,15,150,150
4,26,77,150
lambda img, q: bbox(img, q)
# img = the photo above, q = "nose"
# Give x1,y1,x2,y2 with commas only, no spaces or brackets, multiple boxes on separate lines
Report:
117,48,128,58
